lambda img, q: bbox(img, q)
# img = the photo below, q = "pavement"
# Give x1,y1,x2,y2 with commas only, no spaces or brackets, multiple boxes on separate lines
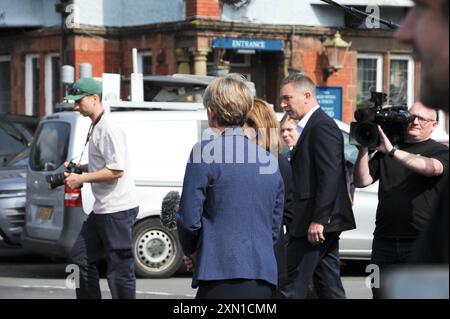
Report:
0,251,372,299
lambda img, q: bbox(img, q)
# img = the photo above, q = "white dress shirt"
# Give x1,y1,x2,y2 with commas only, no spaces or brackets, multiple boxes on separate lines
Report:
296,104,320,137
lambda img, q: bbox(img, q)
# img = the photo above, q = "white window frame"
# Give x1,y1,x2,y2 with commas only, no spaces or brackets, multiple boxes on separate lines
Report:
390,54,415,107
25,54,40,116
437,110,447,133
357,53,383,93
45,53,59,115
137,51,152,74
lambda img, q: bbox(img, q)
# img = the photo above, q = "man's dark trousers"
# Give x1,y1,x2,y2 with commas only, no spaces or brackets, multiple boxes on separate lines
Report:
70,207,139,299
370,236,417,299
281,232,346,299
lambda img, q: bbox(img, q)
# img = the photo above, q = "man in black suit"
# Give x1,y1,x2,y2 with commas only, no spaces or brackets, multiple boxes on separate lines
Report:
279,74,356,299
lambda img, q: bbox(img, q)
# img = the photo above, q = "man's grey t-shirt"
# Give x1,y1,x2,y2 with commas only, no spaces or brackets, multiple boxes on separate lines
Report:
88,113,138,214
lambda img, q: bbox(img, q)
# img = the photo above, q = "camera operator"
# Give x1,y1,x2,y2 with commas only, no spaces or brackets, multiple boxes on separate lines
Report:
63,77,139,299
353,102,448,299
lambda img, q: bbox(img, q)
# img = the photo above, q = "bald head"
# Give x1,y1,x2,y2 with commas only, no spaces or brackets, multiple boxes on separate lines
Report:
410,102,438,122
406,102,439,143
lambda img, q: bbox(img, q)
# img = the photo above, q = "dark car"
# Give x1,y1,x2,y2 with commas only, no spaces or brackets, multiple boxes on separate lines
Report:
0,113,38,168
0,148,29,247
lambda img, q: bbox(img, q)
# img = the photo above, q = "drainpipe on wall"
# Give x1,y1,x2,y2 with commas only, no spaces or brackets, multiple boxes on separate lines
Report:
55,0,72,66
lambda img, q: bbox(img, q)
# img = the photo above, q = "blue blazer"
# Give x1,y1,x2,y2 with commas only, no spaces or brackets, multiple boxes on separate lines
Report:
177,128,284,288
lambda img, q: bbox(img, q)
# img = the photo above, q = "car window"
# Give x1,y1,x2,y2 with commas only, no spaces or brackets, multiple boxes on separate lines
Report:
30,122,71,171
13,122,34,143
150,85,206,103
0,123,26,156
342,131,358,164
4,148,30,167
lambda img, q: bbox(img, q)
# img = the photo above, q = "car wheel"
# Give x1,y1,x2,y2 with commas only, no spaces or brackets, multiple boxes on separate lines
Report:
132,218,183,278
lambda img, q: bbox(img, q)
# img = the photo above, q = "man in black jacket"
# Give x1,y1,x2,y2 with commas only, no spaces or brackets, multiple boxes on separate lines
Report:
279,74,355,299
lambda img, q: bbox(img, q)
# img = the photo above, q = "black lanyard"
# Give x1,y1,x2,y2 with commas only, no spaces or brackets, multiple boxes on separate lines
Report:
77,111,104,166
85,111,104,144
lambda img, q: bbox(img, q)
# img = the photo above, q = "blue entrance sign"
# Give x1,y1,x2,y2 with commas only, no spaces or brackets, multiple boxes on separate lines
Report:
317,86,343,120
213,37,284,52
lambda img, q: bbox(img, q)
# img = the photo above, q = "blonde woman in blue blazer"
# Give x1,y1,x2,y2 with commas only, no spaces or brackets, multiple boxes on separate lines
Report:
177,75,285,299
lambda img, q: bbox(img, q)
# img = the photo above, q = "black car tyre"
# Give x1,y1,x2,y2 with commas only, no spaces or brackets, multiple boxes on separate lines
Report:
132,218,183,278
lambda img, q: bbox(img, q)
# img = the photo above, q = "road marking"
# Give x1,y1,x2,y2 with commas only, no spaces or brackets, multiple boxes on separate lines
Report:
12,285,195,297
136,290,196,298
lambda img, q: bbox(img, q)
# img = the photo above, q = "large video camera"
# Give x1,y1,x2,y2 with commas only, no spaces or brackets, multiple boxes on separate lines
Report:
350,92,415,148
46,161,83,189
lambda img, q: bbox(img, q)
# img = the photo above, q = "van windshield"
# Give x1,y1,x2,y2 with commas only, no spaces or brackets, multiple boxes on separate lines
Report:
30,122,70,171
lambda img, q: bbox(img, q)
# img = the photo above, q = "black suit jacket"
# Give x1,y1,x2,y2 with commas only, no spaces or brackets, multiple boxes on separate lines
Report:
289,108,356,237
274,153,294,288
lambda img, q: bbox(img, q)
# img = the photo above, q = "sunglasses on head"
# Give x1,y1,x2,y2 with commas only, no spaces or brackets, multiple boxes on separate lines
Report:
68,87,90,96
246,118,255,128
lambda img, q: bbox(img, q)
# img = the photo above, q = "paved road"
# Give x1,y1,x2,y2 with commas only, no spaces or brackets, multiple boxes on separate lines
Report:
0,251,372,299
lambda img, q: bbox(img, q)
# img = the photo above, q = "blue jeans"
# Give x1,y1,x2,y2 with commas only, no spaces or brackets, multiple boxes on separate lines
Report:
370,236,417,299
70,207,139,299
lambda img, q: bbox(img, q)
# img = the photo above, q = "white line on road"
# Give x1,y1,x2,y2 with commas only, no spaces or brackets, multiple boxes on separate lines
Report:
136,290,196,298
13,285,195,298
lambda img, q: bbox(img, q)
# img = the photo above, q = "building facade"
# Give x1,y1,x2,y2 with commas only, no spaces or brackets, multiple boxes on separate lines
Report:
0,0,446,130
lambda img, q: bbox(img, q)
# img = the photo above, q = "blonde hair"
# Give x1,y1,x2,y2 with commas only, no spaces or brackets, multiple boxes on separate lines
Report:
203,74,253,127
280,113,299,127
247,98,282,154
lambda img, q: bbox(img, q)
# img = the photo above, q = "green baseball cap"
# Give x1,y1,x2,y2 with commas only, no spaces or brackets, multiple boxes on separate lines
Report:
64,77,102,101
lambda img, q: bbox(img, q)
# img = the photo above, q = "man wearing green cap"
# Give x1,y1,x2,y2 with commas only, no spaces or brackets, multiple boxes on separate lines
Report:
64,77,139,299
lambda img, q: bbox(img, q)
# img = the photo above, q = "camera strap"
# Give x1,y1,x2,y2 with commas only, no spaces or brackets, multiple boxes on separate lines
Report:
85,111,105,144
76,111,105,166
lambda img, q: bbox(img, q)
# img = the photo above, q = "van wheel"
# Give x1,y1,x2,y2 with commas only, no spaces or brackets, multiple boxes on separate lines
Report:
132,218,183,278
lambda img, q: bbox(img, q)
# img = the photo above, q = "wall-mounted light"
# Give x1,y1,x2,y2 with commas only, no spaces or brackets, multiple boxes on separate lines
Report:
321,31,352,82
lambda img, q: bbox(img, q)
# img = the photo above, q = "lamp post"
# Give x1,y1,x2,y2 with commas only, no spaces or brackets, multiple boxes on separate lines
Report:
321,31,352,82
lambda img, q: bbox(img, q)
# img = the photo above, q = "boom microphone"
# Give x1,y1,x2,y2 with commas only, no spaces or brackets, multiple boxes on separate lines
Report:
160,191,180,231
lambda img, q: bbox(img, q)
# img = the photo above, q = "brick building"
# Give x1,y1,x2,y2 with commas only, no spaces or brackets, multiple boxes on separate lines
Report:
0,0,447,130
